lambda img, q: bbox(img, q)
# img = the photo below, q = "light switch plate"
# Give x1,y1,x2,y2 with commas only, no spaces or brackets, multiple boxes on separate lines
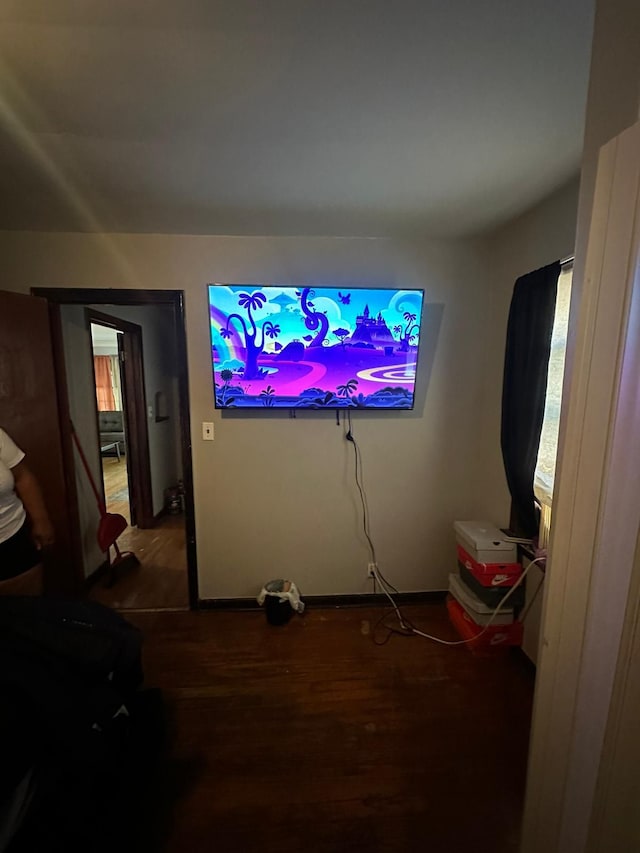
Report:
202,421,214,441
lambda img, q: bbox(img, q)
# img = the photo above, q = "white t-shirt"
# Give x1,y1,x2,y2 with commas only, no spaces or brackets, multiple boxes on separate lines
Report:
0,428,26,544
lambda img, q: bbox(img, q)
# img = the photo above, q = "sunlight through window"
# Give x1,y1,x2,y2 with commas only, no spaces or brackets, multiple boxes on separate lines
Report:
535,265,573,510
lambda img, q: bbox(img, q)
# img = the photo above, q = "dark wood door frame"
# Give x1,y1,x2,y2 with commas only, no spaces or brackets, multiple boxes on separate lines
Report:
33,288,199,610
87,309,154,529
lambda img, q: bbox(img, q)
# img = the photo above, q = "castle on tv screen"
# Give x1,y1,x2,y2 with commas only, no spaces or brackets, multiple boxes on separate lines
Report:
208,285,424,409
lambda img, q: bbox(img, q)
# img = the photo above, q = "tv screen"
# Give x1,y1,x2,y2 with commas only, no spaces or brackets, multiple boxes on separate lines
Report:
208,284,424,409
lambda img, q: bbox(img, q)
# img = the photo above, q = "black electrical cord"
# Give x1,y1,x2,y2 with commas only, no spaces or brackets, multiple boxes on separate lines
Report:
345,410,377,567
372,608,414,646
344,413,544,646
345,410,539,646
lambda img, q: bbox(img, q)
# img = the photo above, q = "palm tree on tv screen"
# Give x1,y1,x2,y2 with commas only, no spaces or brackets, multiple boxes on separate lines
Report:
220,291,281,379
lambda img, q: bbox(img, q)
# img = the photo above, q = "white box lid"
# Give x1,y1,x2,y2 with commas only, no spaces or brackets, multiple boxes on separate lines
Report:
453,520,515,554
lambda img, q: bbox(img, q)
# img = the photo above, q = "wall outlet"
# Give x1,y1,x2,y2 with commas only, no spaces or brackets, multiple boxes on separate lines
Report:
367,562,377,579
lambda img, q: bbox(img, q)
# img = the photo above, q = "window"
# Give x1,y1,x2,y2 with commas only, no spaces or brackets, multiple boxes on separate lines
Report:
534,264,572,542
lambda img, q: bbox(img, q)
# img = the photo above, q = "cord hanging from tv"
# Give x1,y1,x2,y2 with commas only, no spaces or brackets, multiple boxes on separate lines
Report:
208,284,425,410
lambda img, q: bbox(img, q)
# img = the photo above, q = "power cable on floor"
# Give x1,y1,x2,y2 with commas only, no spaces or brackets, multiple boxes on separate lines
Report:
345,411,546,647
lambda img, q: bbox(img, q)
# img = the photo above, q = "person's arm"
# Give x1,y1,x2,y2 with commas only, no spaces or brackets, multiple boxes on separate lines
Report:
12,461,55,549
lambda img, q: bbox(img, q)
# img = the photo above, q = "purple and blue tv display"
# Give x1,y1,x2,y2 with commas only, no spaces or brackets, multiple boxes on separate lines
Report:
208,284,424,409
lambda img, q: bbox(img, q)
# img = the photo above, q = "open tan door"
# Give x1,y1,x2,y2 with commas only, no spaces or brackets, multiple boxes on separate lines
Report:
522,120,640,853
0,290,80,595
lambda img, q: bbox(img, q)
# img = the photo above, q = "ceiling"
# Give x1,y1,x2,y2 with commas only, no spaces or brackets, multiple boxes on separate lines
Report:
0,0,594,238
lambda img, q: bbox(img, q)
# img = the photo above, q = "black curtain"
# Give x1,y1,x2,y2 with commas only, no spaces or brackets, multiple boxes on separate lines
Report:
501,261,561,537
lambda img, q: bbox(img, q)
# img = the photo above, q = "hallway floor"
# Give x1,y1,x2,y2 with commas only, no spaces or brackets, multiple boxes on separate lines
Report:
103,453,131,522
89,457,188,610
88,515,188,610
128,604,535,853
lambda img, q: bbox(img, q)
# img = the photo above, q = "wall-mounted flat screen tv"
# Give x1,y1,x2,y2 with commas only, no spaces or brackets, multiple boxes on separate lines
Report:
208,284,424,409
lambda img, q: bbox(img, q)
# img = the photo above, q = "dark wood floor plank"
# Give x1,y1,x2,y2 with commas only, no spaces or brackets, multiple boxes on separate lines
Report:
129,605,533,853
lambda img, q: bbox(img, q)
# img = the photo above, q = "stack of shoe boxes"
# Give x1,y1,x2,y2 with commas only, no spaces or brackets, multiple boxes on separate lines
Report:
447,521,525,650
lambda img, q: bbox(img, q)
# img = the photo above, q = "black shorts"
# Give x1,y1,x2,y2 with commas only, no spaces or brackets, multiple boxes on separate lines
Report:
0,521,41,580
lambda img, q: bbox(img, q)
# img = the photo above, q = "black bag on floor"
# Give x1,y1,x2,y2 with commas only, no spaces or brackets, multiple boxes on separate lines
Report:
6,688,168,853
0,597,141,733
0,598,160,853
0,596,142,691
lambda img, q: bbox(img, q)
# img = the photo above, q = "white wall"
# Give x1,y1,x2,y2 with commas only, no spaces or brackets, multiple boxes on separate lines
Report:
0,191,581,599
0,232,499,599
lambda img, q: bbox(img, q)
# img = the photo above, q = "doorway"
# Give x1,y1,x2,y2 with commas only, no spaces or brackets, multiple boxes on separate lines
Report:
83,303,187,609
33,288,198,611
90,320,131,523
87,308,156,532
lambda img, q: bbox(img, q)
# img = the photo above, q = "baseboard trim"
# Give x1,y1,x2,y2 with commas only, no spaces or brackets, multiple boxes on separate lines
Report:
198,590,447,611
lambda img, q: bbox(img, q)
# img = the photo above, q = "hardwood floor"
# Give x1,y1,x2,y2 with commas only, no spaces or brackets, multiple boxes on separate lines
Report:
127,604,535,853
89,457,188,610
102,454,130,522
